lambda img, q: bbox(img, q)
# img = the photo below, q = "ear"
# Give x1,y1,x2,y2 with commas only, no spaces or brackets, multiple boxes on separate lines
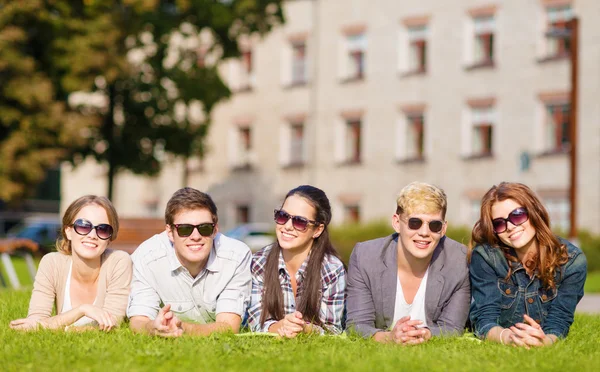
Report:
312,223,325,239
391,214,402,233
65,226,73,241
213,223,219,237
166,224,175,243
441,221,448,236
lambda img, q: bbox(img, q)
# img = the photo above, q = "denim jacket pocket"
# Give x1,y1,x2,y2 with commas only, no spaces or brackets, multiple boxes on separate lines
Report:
497,280,518,309
538,286,557,316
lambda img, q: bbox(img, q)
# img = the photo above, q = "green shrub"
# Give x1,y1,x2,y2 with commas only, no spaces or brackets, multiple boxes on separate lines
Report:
331,220,600,272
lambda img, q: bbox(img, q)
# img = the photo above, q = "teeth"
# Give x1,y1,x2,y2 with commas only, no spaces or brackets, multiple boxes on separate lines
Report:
82,242,96,248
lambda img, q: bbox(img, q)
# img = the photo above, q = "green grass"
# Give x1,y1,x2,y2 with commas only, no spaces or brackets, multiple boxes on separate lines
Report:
0,255,38,287
585,271,600,294
1,289,600,371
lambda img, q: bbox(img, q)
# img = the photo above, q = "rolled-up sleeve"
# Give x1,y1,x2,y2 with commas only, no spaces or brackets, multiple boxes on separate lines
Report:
127,253,161,320
216,249,252,316
469,247,503,339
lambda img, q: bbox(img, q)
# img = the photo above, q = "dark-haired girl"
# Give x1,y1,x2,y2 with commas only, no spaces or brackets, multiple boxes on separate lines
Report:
247,185,346,337
469,182,587,347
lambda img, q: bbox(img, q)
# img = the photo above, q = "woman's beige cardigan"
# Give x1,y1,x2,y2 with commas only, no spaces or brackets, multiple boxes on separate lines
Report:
26,249,133,323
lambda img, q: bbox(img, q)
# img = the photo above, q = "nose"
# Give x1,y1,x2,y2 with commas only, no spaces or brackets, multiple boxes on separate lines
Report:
189,226,203,239
417,222,430,236
283,217,294,230
87,227,99,239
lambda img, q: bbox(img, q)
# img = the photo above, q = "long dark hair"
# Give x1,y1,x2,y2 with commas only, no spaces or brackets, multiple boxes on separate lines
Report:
260,185,341,326
469,182,568,289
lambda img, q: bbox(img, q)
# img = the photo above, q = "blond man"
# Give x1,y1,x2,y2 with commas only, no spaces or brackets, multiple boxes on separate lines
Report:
346,182,470,344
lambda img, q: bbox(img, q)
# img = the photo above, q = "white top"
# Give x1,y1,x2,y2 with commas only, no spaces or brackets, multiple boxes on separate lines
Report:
61,261,98,327
391,269,429,329
127,232,252,323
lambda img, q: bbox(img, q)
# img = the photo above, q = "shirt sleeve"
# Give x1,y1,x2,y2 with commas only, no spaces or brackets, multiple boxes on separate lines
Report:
102,251,133,324
345,244,380,338
27,254,58,319
543,251,587,338
469,246,504,339
318,262,346,335
215,248,252,317
429,268,470,337
126,252,162,320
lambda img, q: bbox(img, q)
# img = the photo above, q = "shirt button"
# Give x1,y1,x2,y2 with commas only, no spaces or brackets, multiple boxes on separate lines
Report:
542,295,548,301
505,289,511,295
535,319,541,324
527,298,534,304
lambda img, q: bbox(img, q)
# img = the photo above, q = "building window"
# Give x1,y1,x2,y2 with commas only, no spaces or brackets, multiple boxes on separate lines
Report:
545,5,573,59
341,32,366,81
397,108,426,162
238,49,254,91
344,205,361,224
229,125,254,169
545,102,571,153
345,118,362,164
291,42,307,85
280,120,305,167
543,197,570,232
473,16,494,66
236,205,250,224
406,113,425,160
408,26,427,73
465,103,495,157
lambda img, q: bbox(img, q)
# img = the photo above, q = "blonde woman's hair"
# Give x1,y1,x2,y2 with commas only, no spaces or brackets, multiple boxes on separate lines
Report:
396,182,448,219
56,195,119,254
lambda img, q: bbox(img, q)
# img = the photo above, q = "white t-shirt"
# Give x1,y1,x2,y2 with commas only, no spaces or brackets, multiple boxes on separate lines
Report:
62,261,98,327
391,269,429,329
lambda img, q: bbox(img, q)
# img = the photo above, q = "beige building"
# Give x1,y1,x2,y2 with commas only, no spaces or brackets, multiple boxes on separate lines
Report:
63,0,600,234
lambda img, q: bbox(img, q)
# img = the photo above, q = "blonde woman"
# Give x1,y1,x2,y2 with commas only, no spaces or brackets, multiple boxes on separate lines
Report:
10,195,132,331
346,182,470,343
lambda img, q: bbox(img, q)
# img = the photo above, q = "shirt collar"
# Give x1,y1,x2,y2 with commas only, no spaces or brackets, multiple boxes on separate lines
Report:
277,248,310,279
165,231,220,273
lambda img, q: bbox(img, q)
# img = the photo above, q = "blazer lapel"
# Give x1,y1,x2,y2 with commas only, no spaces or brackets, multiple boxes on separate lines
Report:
425,236,447,322
381,235,398,329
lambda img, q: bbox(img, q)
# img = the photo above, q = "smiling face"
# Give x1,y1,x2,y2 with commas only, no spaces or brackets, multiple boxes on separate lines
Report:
65,204,111,261
167,208,217,276
491,198,537,255
276,195,324,254
392,210,446,261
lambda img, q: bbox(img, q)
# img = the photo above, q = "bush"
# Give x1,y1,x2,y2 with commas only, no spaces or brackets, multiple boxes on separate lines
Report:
330,221,600,272
330,220,472,264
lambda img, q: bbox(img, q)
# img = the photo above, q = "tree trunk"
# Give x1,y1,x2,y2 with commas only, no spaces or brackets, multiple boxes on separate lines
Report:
106,83,117,201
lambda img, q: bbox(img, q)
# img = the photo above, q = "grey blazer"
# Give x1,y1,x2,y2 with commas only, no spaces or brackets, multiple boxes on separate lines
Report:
346,233,470,338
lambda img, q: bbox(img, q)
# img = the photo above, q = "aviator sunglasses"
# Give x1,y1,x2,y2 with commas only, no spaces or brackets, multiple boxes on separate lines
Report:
403,217,445,233
72,219,114,240
492,207,529,234
173,223,216,237
274,209,319,232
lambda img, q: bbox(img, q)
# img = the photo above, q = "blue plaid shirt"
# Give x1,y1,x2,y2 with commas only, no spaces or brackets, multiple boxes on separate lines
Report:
247,244,346,334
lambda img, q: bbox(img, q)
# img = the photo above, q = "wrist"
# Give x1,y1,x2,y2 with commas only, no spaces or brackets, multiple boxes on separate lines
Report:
499,328,512,345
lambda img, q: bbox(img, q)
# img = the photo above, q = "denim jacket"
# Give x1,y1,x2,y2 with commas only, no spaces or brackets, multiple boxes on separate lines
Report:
469,238,587,339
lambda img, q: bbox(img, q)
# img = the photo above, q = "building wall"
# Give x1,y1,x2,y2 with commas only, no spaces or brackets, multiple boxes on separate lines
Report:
62,0,600,233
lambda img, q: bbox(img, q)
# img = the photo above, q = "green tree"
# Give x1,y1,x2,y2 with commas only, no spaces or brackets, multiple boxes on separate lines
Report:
0,1,97,202
0,0,284,201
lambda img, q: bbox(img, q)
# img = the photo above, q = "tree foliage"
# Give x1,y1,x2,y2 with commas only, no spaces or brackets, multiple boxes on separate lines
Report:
0,0,284,201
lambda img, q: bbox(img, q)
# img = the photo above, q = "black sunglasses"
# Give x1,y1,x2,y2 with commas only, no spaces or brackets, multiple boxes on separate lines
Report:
173,223,216,237
274,209,318,232
492,207,529,234
72,219,113,240
403,217,445,233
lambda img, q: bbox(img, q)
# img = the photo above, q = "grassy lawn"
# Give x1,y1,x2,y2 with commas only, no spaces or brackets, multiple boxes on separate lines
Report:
1,289,600,371
585,271,600,294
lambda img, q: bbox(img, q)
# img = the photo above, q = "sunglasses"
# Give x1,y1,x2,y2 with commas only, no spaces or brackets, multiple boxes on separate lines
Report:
72,219,114,240
492,207,529,234
403,217,445,233
274,209,318,232
173,223,216,237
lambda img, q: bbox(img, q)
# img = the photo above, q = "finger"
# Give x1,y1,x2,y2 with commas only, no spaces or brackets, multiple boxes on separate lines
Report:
284,322,304,333
403,337,425,345
523,314,541,329
509,326,530,339
401,329,426,338
509,334,529,349
286,315,306,326
404,320,423,327
294,311,303,319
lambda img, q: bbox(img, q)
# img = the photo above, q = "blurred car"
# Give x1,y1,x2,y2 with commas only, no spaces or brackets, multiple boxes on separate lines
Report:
224,223,275,252
6,216,61,254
